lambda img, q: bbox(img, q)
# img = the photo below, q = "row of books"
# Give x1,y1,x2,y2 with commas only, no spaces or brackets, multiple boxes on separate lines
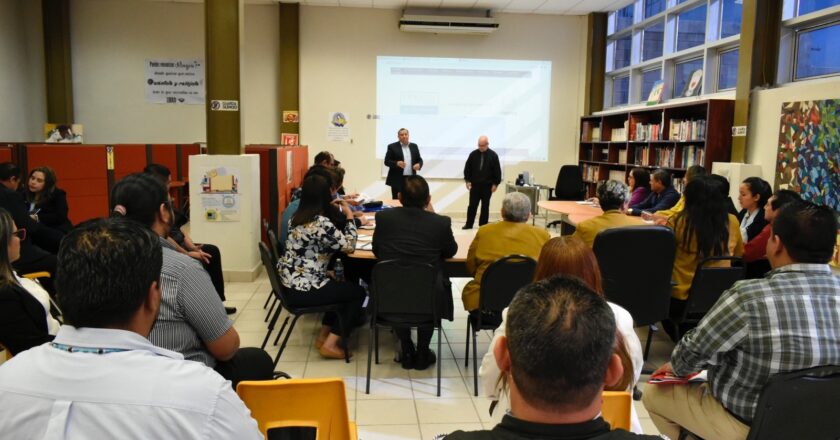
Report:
683,145,705,168
669,119,706,141
581,164,600,182
633,123,663,141
631,145,704,168
652,146,676,168
581,121,602,142
611,127,628,142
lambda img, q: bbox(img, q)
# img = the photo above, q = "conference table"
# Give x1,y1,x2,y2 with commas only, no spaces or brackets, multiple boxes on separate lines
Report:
537,200,603,227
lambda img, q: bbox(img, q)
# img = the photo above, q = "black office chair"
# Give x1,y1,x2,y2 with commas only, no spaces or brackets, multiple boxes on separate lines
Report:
672,256,744,340
258,243,351,366
593,226,676,363
263,229,282,321
547,165,587,230
747,365,840,440
366,260,442,396
465,255,536,396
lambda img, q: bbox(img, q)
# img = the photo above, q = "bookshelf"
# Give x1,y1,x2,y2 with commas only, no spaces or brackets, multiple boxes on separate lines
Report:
578,99,734,197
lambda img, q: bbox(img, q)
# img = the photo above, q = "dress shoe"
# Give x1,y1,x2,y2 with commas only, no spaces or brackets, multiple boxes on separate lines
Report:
319,345,348,360
414,349,436,370
224,306,237,315
399,351,415,370
461,225,473,230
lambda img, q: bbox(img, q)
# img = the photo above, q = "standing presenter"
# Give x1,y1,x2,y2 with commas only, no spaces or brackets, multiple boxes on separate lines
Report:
462,135,501,229
384,128,423,200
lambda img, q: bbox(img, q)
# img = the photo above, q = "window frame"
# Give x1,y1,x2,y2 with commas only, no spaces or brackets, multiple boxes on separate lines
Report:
778,2,840,83
792,20,840,81
716,46,740,91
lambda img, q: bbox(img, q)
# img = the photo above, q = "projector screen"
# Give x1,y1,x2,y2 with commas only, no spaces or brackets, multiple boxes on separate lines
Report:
376,56,552,179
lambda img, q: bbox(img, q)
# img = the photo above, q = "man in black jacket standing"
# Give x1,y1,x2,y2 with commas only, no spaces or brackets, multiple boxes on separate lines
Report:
384,128,423,200
462,136,501,229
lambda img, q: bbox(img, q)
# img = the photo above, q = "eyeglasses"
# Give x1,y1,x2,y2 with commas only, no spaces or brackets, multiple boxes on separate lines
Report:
13,229,26,240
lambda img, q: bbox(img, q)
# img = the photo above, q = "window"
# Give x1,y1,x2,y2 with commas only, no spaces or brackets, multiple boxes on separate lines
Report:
614,36,632,70
798,0,840,15
643,21,665,61
674,58,704,97
613,76,630,106
645,0,665,18
718,49,739,89
795,22,840,79
616,4,634,32
641,68,663,101
721,0,743,38
677,5,708,51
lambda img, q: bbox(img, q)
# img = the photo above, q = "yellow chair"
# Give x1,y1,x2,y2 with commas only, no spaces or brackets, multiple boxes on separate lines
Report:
601,391,632,431
21,271,50,280
236,378,357,440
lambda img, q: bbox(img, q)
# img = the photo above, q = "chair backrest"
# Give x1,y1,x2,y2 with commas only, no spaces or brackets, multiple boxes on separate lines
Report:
267,228,282,261
237,378,354,440
601,391,632,431
684,256,745,320
478,255,537,312
554,165,585,200
593,226,676,327
747,365,840,440
371,259,438,323
259,242,290,305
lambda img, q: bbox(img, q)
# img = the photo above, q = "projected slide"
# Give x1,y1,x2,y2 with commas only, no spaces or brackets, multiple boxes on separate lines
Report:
376,56,552,179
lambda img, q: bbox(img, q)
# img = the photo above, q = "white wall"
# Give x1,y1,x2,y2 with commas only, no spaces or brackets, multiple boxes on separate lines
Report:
299,6,587,215
747,76,840,187
70,0,280,145
0,0,46,142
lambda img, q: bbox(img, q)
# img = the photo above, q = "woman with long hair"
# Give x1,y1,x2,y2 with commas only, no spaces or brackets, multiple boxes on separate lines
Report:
627,167,651,207
24,166,72,235
479,236,645,432
738,176,772,242
279,174,365,359
0,208,60,356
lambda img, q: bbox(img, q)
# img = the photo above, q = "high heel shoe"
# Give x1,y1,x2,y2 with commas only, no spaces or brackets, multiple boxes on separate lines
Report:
318,344,349,360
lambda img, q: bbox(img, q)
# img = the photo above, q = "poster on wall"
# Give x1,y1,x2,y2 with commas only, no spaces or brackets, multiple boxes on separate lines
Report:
776,99,840,214
200,167,240,222
44,123,83,143
281,133,299,146
145,59,205,104
327,111,351,142
283,111,299,123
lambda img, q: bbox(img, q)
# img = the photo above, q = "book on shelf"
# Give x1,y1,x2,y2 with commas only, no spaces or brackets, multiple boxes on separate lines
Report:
682,145,705,168
610,120,629,142
634,122,662,141
591,127,601,142
582,164,600,182
608,169,626,183
634,146,650,166
646,80,665,105
581,121,599,142
668,119,706,141
674,177,685,193
618,148,628,164
653,145,676,168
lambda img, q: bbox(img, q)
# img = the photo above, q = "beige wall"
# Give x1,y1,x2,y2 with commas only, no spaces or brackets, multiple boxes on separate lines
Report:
0,0,45,142
299,6,587,215
747,76,840,187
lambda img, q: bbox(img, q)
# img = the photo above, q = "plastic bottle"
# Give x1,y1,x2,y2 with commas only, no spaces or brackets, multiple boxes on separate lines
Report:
334,258,345,282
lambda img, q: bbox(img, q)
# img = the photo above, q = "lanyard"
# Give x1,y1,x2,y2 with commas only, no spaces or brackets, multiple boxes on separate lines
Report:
50,342,130,355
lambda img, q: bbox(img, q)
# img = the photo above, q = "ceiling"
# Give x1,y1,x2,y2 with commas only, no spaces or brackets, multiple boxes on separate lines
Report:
155,0,634,15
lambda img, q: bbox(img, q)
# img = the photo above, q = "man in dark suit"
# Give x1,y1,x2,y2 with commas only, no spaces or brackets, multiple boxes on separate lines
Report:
372,175,457,370
462,135,501,229
627,168,680,216
384,128,423,200
0,163,58,289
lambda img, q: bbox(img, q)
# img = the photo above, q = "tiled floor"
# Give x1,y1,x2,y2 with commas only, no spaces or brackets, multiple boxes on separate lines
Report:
227,221,677,439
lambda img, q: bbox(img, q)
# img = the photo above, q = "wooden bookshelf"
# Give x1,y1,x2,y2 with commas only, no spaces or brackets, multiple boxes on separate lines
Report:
577,99,734,197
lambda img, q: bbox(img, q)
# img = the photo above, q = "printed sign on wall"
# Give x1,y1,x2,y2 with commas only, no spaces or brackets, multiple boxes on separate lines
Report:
145,59,205,104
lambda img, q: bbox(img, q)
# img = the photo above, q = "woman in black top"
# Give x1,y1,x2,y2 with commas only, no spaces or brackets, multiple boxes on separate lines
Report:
24,166,72,235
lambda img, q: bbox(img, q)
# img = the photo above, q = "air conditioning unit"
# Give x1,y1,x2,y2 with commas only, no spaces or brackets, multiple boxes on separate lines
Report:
399,9,499,35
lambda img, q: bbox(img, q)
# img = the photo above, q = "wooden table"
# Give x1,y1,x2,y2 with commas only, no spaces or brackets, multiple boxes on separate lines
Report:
537,200,603,227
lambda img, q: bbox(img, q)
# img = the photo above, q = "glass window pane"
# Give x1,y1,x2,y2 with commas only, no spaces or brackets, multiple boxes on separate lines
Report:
614,36,632,70
616,4,634,32
641,68,663,102
645,0,665,18
798,0,840,16
677,5,707,51
795,23,840,79
613,76,630,106
643,21,665,61
718,49,739,90
674,58,704,97
721,0,743,38
676,0,690,3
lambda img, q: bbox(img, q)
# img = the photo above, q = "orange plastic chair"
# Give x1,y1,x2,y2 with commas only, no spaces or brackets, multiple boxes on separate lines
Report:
601,391,632,431
236,378,357,440
21,271,50,280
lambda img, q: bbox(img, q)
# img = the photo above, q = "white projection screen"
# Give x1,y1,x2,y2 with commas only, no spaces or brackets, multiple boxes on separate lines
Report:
376,56,552,179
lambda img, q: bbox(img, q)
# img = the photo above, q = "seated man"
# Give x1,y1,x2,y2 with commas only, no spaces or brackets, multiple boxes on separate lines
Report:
111,173,273,388
645,165,705,221
0,217,261,438
373,175,457,370
572,180,645,248
445,276,661,440
627,169,680,216
643,201,840,440
462,192,549,312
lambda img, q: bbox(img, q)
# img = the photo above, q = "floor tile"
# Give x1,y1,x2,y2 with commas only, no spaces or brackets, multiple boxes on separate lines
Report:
356,400,419,425
412,377,472,399
415,398,481,424
356,377,415,400
420,423,483,440
356,424,422,440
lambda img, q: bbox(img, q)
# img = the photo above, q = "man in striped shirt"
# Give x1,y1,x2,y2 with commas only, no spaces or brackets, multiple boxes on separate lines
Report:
643,201,840,440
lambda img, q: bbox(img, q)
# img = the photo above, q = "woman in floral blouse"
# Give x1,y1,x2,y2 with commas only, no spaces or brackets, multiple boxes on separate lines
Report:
280,174,366,359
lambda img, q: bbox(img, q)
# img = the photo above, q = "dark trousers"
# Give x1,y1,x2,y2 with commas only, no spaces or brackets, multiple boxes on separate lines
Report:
465,183,493,227
389,176,406,200
394,327,433,354
214,347,275,390
199,243,225,301
287,280,366,337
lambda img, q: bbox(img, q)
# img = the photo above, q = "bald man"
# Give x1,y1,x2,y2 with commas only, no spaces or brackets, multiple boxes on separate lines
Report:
462,136,502,229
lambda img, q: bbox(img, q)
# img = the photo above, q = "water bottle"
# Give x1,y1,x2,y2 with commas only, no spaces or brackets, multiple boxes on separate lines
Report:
334,258,345,282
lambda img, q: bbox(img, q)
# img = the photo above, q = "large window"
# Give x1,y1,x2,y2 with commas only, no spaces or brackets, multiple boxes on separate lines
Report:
798,0,840,15
643,21,665,61
645,0,665,18
615,36,632,70
795,22,840,79
718,48,739,90
721,0,743,38
677,5,708,51
674,58,704,97
613,76,630,106
641,68,662,101
616,4,635,32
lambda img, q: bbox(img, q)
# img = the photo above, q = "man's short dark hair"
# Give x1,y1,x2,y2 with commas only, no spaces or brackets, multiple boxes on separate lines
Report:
401,175,429,208
313,151,333,166
772,201,838,264
143,163,172,184
110,173,170,228
57,217,163,329
770,189,800,211
0,162,20,181
652,169,672,188
506,275,617,410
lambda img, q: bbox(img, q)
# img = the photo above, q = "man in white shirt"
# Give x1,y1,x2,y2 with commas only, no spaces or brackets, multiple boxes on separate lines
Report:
0,217,261,439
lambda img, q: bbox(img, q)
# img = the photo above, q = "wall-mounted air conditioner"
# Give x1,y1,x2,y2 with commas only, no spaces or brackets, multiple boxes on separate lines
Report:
399,9,499,35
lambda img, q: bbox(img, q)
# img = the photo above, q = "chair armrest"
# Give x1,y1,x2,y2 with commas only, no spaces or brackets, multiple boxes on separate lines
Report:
22,271,51,279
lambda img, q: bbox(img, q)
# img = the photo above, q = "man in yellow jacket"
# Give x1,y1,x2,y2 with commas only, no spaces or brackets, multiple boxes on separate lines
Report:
573,180,645,248
461,192,550,312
